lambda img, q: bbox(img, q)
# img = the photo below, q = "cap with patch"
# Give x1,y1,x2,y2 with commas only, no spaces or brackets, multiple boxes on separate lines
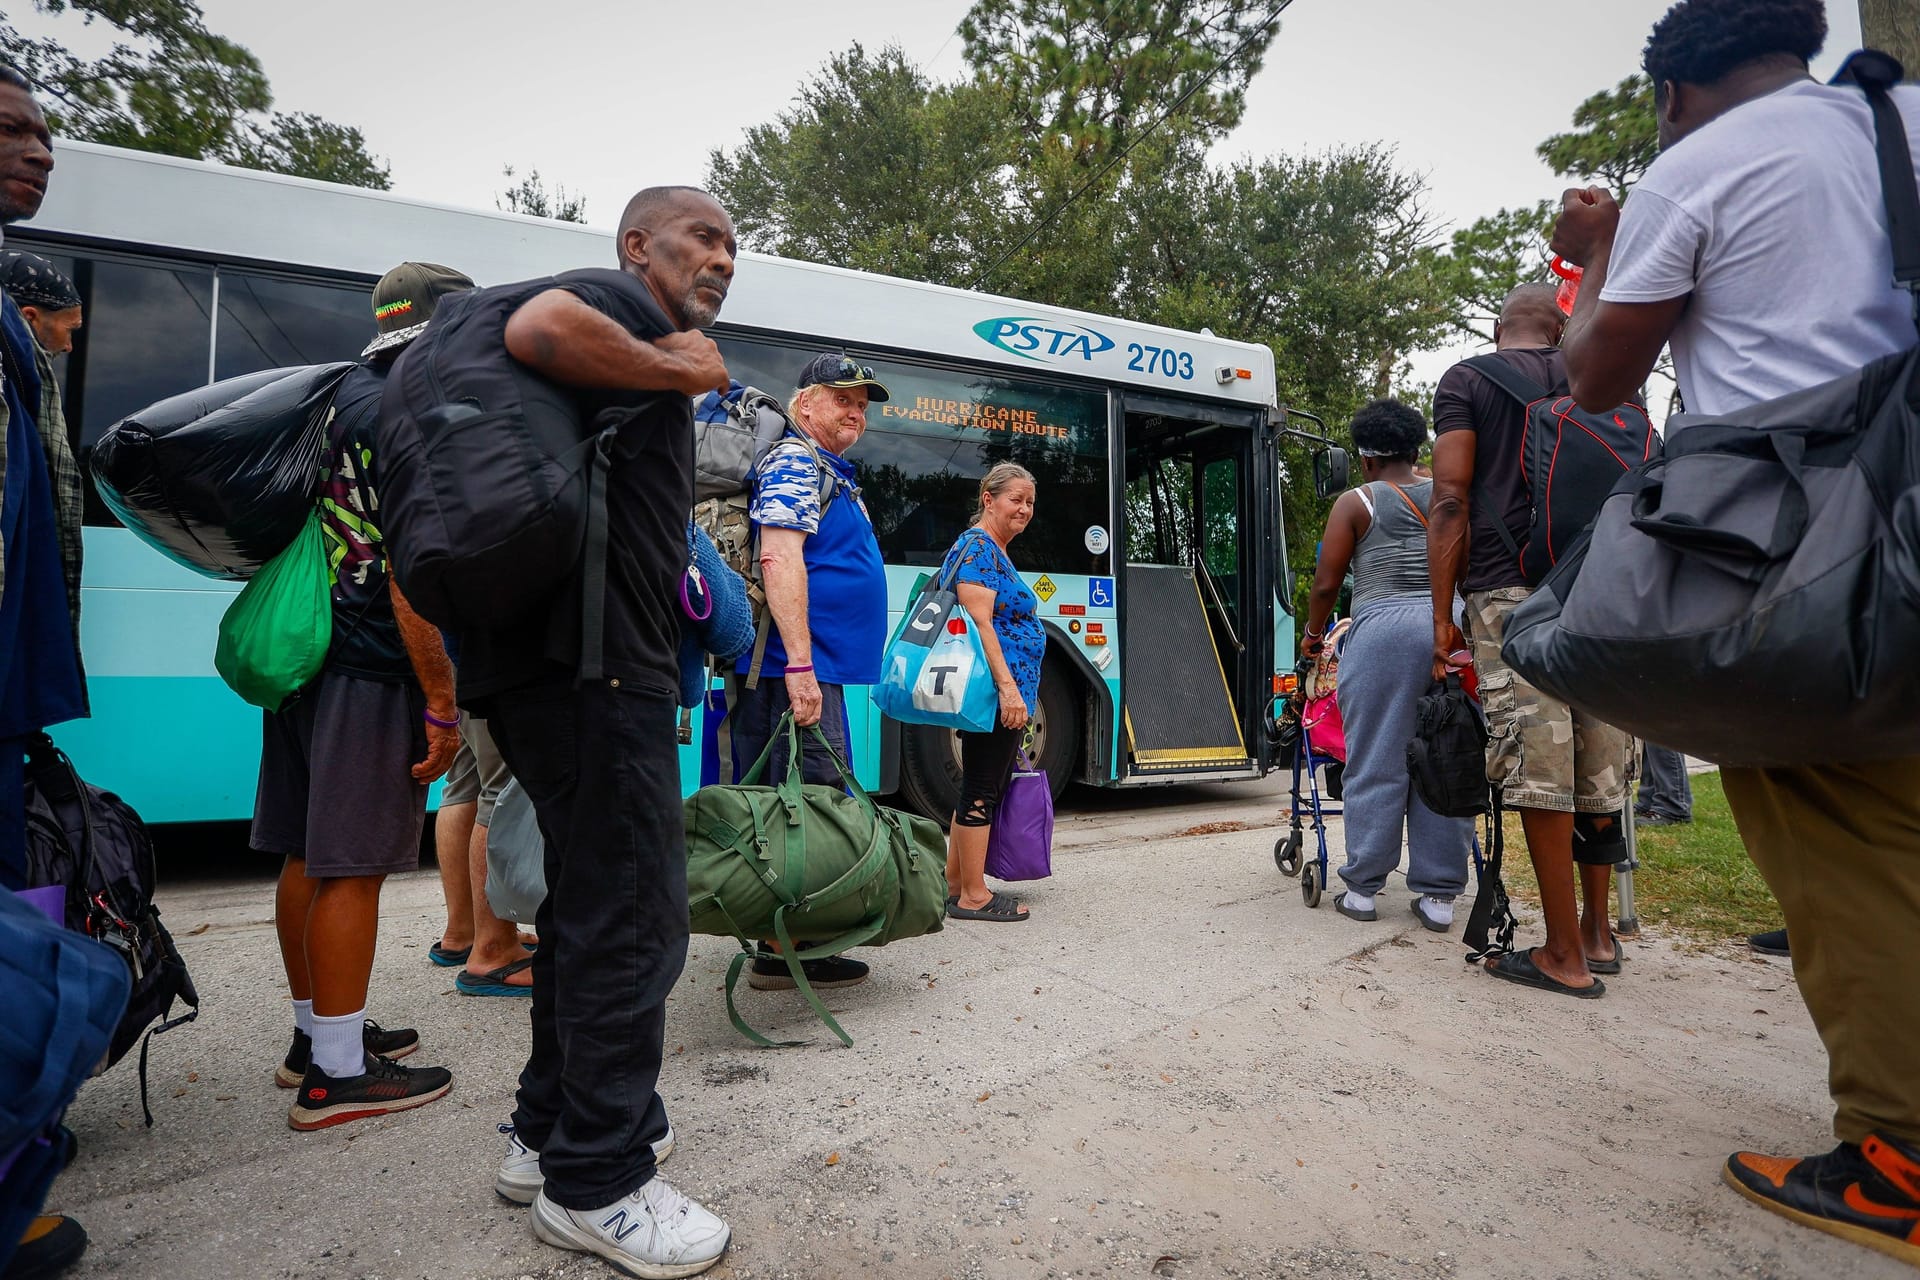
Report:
795,352,890,403
361,261,476,357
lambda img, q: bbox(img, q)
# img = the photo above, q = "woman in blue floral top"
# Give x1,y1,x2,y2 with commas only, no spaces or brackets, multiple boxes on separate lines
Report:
943,462,1044,923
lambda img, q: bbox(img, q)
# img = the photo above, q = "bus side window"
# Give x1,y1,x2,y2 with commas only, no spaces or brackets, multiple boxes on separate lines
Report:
65,258,215,527
215,271,373,379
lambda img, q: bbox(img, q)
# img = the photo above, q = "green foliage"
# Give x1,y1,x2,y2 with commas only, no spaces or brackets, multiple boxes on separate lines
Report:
2,0,390,188
497,165,587,224
1536,74,1657,198
709,3,1447,598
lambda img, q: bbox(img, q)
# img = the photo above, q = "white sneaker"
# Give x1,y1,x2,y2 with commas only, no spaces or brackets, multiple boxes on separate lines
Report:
495,1123,675,1205
532,1177,730,1278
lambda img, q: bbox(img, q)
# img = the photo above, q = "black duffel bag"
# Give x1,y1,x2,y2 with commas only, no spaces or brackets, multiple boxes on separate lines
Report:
90,363,353,578
1502,52,1920,768
1405,674,1490,819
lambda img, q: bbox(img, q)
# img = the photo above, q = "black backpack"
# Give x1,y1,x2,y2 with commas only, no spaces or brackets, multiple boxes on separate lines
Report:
376,268,677,670
1465,355,1660,584
1405,675,1490,819
23,735,199,1125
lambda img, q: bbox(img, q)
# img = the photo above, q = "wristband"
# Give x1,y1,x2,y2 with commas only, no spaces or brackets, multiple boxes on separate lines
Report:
423,708,460,730
784,664,814,675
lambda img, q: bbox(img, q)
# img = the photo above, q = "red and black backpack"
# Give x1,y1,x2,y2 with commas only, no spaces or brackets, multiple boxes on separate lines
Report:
1466,354,1660,584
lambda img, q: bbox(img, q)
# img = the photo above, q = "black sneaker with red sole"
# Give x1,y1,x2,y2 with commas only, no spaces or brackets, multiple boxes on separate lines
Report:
1724,1133,1920,1268
287,1054,452,1131
274,1021,420,1088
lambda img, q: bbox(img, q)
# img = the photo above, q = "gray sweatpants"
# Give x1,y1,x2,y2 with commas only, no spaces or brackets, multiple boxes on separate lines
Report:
1334,594,1474,899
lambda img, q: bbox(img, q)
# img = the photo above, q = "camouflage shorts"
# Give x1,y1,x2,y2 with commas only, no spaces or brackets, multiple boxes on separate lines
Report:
1463,587,1634,813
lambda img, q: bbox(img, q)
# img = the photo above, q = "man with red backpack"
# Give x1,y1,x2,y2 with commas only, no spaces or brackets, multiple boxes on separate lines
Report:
1427,284,1639,999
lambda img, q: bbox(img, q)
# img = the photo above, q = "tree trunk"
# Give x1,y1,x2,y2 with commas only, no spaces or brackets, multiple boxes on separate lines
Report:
1861,0,1920,76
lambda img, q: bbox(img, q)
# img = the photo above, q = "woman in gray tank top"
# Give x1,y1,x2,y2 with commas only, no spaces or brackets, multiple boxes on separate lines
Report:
1302,401,1473,931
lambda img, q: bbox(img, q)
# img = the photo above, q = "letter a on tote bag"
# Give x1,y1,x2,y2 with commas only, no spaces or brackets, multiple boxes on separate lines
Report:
875,538,999,733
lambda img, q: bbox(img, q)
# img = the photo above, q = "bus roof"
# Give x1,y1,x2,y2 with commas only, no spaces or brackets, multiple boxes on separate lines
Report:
29,140,1279,407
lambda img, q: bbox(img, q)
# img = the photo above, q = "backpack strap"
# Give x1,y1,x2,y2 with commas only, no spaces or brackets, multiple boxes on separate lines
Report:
1837,51,1920,331
575,427,618,685
1462,354,1552,407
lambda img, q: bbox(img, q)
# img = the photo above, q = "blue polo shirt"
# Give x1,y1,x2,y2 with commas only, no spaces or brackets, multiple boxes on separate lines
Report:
743,435,887,685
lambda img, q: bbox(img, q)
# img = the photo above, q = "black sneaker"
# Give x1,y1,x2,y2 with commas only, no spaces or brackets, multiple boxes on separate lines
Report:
7,1215,88,1280
274,1020,420,1088
1724,1135,1920,1268
746,944,870,991
287,1055,452,1131
1747,929,1790,958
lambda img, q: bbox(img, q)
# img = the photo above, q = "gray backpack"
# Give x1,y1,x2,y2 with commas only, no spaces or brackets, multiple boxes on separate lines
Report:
1501,52,1920,768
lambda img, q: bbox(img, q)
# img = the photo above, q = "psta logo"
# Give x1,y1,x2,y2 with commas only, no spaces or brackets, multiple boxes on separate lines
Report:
973,317,1116,363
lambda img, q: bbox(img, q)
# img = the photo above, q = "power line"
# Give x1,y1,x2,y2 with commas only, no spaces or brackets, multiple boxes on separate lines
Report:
966,0,1294,294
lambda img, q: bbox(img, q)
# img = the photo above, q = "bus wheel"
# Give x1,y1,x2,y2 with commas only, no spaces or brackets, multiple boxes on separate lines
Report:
897,657,1082,824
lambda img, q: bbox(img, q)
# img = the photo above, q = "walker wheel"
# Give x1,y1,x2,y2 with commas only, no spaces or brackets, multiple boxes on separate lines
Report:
1274,831,1304,877
1301,861,1325,908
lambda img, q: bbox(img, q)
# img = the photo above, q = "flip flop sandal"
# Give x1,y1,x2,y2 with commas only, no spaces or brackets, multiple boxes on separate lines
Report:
1588,937,1627,975
456,955,536,996
1483,947,1606,999
429,941,472,967
947,890,1029,922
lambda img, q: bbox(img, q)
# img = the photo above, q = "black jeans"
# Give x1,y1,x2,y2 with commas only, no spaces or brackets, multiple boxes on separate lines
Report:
487,677,686,1210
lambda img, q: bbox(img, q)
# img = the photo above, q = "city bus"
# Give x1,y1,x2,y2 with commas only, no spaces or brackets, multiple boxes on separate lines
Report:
15,140,1303,823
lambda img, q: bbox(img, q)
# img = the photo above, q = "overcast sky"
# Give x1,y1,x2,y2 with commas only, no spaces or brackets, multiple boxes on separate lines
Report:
17,0,1868,384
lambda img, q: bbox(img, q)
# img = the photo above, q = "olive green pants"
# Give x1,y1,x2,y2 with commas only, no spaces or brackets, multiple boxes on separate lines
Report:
1722,756,1920,1146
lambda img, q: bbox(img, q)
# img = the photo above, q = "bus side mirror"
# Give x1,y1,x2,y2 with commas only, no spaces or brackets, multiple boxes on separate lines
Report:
1313,447,1349,499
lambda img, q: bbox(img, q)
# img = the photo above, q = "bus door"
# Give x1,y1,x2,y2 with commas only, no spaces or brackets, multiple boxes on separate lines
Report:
1118,398,1270,780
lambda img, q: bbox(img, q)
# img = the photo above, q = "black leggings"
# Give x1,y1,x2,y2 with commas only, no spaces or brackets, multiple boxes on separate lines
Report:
954,724,1024,828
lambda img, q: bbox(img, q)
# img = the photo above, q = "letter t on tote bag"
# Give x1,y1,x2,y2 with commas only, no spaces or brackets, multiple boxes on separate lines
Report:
876,563,998,733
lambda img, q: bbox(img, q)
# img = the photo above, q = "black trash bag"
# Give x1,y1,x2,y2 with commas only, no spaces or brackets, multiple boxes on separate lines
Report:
90,362,354,579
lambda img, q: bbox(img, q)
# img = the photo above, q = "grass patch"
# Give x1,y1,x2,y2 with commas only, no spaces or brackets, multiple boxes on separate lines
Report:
1498,771,1779,942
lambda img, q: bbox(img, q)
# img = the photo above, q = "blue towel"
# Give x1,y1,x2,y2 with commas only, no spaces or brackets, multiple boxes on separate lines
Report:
678,520,756,708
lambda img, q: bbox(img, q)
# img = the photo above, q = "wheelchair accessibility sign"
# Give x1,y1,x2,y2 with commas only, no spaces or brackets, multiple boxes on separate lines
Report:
1088,577,1115,609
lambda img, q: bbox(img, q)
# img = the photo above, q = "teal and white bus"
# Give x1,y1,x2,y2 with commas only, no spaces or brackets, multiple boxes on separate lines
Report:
16,140,1305,823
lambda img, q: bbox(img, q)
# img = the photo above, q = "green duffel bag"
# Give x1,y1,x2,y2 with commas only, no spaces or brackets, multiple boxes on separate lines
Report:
685,712,948,1047
213,511,332,711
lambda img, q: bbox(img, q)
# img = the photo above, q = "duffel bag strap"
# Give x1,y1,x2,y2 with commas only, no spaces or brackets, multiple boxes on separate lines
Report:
1838,52,1920,329
722,910,885,1050
575,427,618,685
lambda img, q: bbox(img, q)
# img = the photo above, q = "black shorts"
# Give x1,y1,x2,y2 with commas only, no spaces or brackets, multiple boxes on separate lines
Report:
251,672,428,878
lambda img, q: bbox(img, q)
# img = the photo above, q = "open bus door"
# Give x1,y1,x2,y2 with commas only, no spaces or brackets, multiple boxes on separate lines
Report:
1118,396,1275,783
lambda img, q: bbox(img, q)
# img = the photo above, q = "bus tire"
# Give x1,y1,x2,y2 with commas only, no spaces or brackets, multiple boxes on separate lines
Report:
897,656,1081,825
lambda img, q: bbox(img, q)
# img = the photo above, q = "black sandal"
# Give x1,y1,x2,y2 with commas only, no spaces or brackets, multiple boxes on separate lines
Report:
947,891,1029,922
1484,947,1605,999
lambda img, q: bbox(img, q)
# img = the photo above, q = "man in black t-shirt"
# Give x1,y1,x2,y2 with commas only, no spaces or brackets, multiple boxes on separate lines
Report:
461,187,735,1279
1428,283,1634,1001
258,263,473,1129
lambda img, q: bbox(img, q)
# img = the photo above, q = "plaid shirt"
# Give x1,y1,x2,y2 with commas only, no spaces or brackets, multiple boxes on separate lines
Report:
0,320,89,712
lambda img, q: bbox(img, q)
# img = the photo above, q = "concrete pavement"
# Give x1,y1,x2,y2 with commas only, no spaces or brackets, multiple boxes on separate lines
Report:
47,779,1898,1280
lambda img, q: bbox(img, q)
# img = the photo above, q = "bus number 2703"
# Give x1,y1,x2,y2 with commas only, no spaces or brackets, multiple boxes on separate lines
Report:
1126,343,1194,381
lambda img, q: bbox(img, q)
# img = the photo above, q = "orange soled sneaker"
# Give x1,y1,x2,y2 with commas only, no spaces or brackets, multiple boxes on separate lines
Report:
1723,1133,1920,1268
287,1054,452,1131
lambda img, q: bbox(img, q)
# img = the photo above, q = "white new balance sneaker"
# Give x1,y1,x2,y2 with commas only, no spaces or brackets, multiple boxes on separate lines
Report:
531,1177,730,1278
495,1123,675,1205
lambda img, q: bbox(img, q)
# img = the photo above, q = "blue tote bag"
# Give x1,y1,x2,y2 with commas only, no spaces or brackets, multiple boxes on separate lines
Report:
875,538,999,734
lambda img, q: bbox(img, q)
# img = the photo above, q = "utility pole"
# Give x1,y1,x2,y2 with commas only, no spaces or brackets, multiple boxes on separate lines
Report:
1861,0,1920,75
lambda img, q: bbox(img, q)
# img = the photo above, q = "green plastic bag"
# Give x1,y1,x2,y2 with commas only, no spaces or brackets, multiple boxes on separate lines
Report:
684,712,949,1047
214,513,332,711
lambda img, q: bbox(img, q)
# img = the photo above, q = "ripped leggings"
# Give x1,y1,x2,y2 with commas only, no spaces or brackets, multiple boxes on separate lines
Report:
954,723,1024,828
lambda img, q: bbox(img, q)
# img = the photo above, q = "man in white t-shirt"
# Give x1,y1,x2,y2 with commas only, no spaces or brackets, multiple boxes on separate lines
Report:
1547,0,1920,1266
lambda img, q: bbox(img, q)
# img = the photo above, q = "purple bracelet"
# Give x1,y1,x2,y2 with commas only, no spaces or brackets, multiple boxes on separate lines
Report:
785,664,814,675
424,708,460,730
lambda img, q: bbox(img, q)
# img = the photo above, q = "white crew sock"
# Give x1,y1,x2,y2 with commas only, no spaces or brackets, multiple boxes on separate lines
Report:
1342,891,1376,913
311,1009,367,1078
292,999,314,1037
1417,896,1455,925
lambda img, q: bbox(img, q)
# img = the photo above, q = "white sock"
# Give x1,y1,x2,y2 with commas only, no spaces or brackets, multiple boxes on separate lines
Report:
292,999,314,1037
1343,891,1376,913
311,1009,367,1078
1418,896,1455,925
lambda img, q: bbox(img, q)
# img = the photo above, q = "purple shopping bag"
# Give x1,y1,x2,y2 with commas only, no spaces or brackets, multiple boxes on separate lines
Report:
984,751,1053,882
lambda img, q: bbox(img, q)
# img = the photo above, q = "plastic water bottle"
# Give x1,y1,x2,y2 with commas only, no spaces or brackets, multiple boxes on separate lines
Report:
1551,256,1583,317
1446,648,1479,701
